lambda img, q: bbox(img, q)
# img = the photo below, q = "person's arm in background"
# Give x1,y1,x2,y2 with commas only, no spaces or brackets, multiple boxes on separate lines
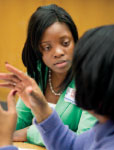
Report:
0,90,18,150
77,110,97,135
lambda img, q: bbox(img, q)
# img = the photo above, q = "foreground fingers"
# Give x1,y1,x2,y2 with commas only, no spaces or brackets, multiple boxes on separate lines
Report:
26,86,46,106
5,63,28,81
0,82,16,88
0,104,4,113
0,73,21,83
7,90,17,113
25,86,52,123
0,73,21,89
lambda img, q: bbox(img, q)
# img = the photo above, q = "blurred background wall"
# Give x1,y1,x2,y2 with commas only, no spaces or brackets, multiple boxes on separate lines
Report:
0,0,114,101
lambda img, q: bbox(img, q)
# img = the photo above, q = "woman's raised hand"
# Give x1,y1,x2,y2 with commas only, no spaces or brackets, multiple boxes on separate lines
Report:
0,63,45,108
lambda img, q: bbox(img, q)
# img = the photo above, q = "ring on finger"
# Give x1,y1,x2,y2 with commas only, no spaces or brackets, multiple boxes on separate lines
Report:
12,83,16,86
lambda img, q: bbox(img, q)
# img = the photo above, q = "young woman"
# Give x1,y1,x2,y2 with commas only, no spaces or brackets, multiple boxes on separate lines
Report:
0,4,96,146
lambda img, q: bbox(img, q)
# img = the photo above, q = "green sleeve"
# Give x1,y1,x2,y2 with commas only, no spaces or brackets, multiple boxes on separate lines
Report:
16,98,33,130
27,124,45,147
76,110,97,135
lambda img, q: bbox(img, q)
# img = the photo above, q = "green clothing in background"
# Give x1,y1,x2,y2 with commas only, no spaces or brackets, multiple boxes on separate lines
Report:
16,63,97,146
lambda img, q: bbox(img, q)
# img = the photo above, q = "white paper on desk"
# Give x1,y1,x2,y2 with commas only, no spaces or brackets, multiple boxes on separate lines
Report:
19,148,36,150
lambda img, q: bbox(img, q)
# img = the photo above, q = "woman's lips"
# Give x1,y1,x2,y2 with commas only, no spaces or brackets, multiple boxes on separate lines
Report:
54,61,68,68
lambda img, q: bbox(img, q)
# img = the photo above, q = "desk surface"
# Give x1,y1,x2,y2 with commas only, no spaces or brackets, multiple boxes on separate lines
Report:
13,142,46,150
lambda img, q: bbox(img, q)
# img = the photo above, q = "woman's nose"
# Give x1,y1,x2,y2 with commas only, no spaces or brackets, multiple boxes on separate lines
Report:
53,48,64,58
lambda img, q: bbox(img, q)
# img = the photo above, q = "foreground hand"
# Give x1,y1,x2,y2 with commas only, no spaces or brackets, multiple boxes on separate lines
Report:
13,128,28,142
25,86,52,123
0,90,17,146
0,63,45,108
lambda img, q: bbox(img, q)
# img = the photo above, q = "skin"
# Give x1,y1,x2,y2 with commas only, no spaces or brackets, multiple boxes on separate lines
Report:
0,22,75,142
0,89,17,146
40,22,75,74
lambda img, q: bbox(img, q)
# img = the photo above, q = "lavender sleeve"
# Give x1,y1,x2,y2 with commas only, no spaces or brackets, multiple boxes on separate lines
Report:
33,109,88,150
0,146,18,150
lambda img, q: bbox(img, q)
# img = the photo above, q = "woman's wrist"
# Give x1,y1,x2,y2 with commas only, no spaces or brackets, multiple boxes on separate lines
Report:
33,104,53,123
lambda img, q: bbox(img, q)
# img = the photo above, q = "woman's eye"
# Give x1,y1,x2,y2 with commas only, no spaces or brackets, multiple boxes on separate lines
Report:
63,41,70,46
43,45,51,51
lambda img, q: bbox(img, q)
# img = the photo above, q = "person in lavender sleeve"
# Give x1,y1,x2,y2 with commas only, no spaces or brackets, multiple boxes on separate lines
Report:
0,24,114,150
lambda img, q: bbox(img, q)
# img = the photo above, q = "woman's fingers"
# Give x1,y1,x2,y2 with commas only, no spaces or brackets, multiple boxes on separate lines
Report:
0,90,17,119
0,73,21,83
0,82,16,88
0,63,34,88
5,63,28,81
0,82,26,94
26,86,46,107
25,86,52,123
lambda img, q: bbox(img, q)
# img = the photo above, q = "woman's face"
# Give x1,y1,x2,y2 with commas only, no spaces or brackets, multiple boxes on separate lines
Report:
39,22,75,73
